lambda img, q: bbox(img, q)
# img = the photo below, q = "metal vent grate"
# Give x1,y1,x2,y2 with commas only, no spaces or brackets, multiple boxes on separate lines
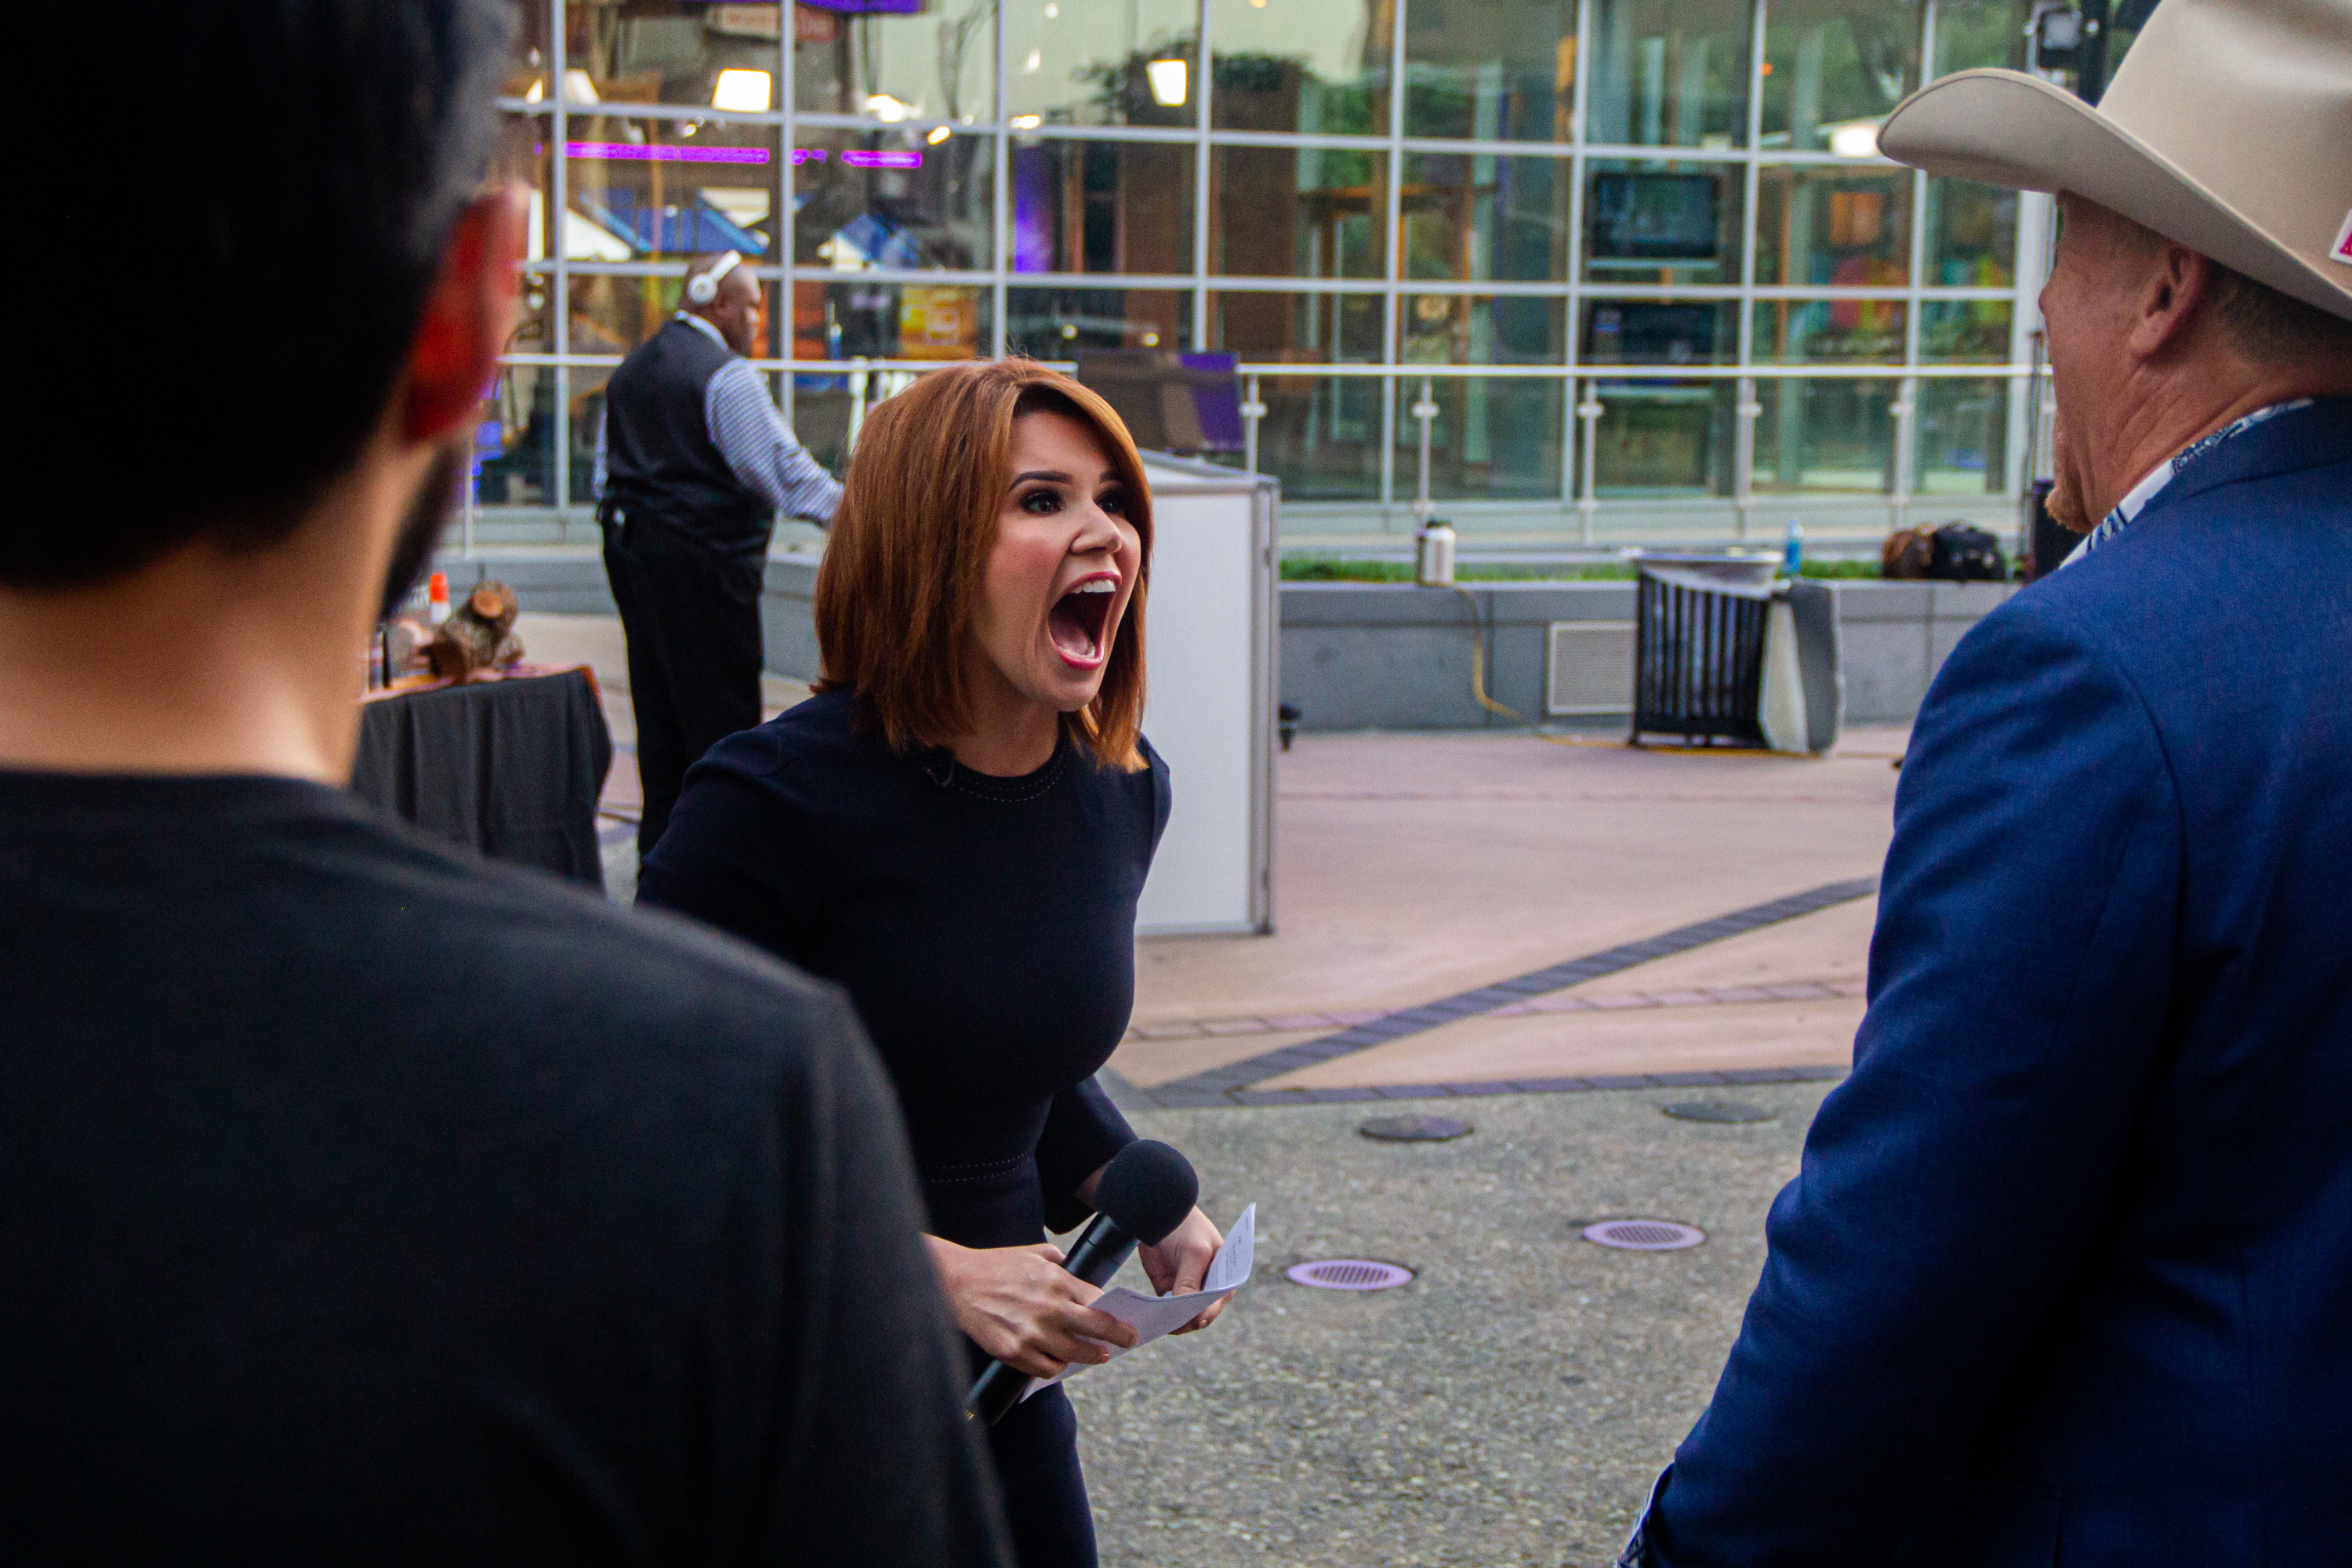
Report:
1581,1219,1705,1251
1547,620,1636,716
1359,1114,1472,1142
1285,1259,1414,1290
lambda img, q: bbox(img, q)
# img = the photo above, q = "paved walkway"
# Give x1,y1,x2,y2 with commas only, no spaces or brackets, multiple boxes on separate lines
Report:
1116,722,1904,1098
521,611,1904,1087
508,612,1911,1563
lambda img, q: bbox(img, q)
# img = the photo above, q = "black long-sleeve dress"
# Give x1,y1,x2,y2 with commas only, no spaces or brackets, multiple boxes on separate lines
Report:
638,687,1166,1568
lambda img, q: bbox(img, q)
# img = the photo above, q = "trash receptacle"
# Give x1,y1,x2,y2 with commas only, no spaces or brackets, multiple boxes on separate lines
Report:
1632,553,1779,747
1631,553,1841,753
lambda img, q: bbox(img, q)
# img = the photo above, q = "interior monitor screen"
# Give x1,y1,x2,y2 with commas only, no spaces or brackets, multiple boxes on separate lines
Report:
1587,173,1720,263
1584,303,1719,365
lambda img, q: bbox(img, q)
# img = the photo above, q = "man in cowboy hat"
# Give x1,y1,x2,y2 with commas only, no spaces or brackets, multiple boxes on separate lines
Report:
1621,2,2352,1563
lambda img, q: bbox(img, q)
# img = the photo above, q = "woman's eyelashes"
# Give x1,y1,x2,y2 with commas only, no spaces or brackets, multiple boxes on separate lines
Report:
1015,483,1127,518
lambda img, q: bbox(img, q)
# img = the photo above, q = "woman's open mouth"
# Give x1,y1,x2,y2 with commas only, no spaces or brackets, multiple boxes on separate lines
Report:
1047,579,1117,667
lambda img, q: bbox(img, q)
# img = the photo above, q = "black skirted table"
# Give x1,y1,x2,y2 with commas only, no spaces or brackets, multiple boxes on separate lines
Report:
350,666,613,890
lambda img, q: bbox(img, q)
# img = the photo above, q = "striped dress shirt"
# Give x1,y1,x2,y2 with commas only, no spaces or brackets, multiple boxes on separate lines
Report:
594,313,842,526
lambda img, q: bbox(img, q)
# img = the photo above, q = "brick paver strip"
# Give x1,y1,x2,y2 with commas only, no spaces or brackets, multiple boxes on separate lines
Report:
1105,1063,1853,1109
1123,877,1877,1105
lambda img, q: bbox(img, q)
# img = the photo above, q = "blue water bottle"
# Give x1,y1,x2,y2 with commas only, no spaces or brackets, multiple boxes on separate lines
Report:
1782,519,1804,576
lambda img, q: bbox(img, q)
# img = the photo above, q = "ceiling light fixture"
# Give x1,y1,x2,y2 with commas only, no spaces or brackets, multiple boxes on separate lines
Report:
1146,58,1188,107
1828,121,1881,158
713,68,773,113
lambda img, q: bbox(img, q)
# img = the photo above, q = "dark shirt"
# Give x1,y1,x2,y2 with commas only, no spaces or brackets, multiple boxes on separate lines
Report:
639,689,1164,1247
0,770,1008,1566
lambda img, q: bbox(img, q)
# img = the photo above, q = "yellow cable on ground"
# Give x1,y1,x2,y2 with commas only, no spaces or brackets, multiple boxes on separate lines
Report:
1446,583,1900,762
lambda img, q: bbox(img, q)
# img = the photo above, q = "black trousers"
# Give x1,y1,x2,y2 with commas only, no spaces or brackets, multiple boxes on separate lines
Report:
602,524,764,859
978,1370,1098,1568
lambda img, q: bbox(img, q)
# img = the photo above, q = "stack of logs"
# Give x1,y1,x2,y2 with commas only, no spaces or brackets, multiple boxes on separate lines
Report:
426,580,525,679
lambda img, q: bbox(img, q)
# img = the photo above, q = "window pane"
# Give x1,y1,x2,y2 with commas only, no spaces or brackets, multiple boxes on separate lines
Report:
1929,0,2029,77
1752,299,1907,363
1588,0,1753,149
1915,377,2010,495
1755,165,1911,285
1581,160,1743,285
477,366,559,507
562,118,781,262
562,1,783,111
791,130,993,270
1755,376,1897,493
1920,300,2012,364
505,2,555,100
1402,152,1573,283
1580,299,1737,365
1211,145,1388,279
1209,0,1392,134
1212,291,1384,364
789,367,969,473
1926,178,2017,287
1007,287,1187,355
1397,377,1566,499
1592,381,1738,496
1760,0,1922,153
785,281,992,364
1399,296,1566,365
1006,0,1196,126
791,2,993,122
568,271,784,361
1011,138,1195,274
503,115,558,263
1402,0,1578,143
1233,373,1384,499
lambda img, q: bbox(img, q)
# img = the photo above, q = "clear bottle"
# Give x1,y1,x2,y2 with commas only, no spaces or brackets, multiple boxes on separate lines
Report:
1415,516,1457,587
1781,520,1804,577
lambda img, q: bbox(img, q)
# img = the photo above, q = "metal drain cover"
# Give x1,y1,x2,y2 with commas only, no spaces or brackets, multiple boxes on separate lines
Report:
1359,1113,1472,1142
1662,1099,1775,1124
1286,1259,1414,1290
1581,1219,1705,1251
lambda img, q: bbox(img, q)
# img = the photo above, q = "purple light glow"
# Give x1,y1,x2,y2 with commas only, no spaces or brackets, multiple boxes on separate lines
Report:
842,149,922,169
564,141,771,165
789,148,829,165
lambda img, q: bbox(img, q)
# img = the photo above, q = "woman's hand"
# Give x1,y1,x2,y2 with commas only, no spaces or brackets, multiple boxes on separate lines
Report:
1137,1207,1229,1334
924,1236,1142,1379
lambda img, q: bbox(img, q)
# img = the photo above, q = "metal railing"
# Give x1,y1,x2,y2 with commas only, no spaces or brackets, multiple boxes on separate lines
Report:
477,354,2047,552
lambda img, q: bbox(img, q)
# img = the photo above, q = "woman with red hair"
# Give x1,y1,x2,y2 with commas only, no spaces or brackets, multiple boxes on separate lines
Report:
641,359,1226,1566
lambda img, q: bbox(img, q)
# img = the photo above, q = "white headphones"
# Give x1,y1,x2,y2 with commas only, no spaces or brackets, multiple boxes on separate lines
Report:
685,249,743,306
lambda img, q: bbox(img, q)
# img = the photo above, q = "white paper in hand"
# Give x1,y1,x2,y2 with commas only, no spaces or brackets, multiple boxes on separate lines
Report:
1025,1203,1255,1399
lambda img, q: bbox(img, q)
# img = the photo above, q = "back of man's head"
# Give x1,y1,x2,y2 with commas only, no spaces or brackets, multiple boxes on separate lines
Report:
5,2,510,590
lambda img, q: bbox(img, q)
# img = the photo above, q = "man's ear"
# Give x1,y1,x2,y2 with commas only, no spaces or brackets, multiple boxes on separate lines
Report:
402,184,529,444
2128,242,2217,364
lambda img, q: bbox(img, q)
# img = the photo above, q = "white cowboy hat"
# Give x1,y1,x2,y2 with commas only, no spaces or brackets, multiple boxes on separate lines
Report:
1878,0,2352,324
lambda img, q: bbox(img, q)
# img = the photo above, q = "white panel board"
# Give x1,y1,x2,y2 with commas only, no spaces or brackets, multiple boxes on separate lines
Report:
1134,461,1269,935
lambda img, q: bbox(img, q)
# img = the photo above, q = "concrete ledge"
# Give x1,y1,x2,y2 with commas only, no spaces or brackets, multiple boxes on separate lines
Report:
1279,579,2017,731
436,544,2015,728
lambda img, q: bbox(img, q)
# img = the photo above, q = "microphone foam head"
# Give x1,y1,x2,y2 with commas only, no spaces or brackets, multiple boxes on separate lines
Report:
1091,1139,1199,1246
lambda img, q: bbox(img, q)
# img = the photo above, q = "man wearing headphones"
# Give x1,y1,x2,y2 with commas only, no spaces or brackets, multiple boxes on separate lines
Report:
597,251,840,858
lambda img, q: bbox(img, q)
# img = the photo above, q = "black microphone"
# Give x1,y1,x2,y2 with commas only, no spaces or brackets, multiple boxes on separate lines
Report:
966,1139,1198,1428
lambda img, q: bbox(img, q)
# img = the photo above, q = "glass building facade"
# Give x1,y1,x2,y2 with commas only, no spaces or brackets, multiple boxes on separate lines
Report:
489,0,2071,549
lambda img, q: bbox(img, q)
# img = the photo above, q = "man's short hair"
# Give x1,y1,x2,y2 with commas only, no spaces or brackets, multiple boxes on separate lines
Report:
2,3,511,589
2213,270,2352,369
2088,201,2352,368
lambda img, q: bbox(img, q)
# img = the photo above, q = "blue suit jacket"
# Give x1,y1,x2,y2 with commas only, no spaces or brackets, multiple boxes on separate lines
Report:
1645,398,2352,1567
